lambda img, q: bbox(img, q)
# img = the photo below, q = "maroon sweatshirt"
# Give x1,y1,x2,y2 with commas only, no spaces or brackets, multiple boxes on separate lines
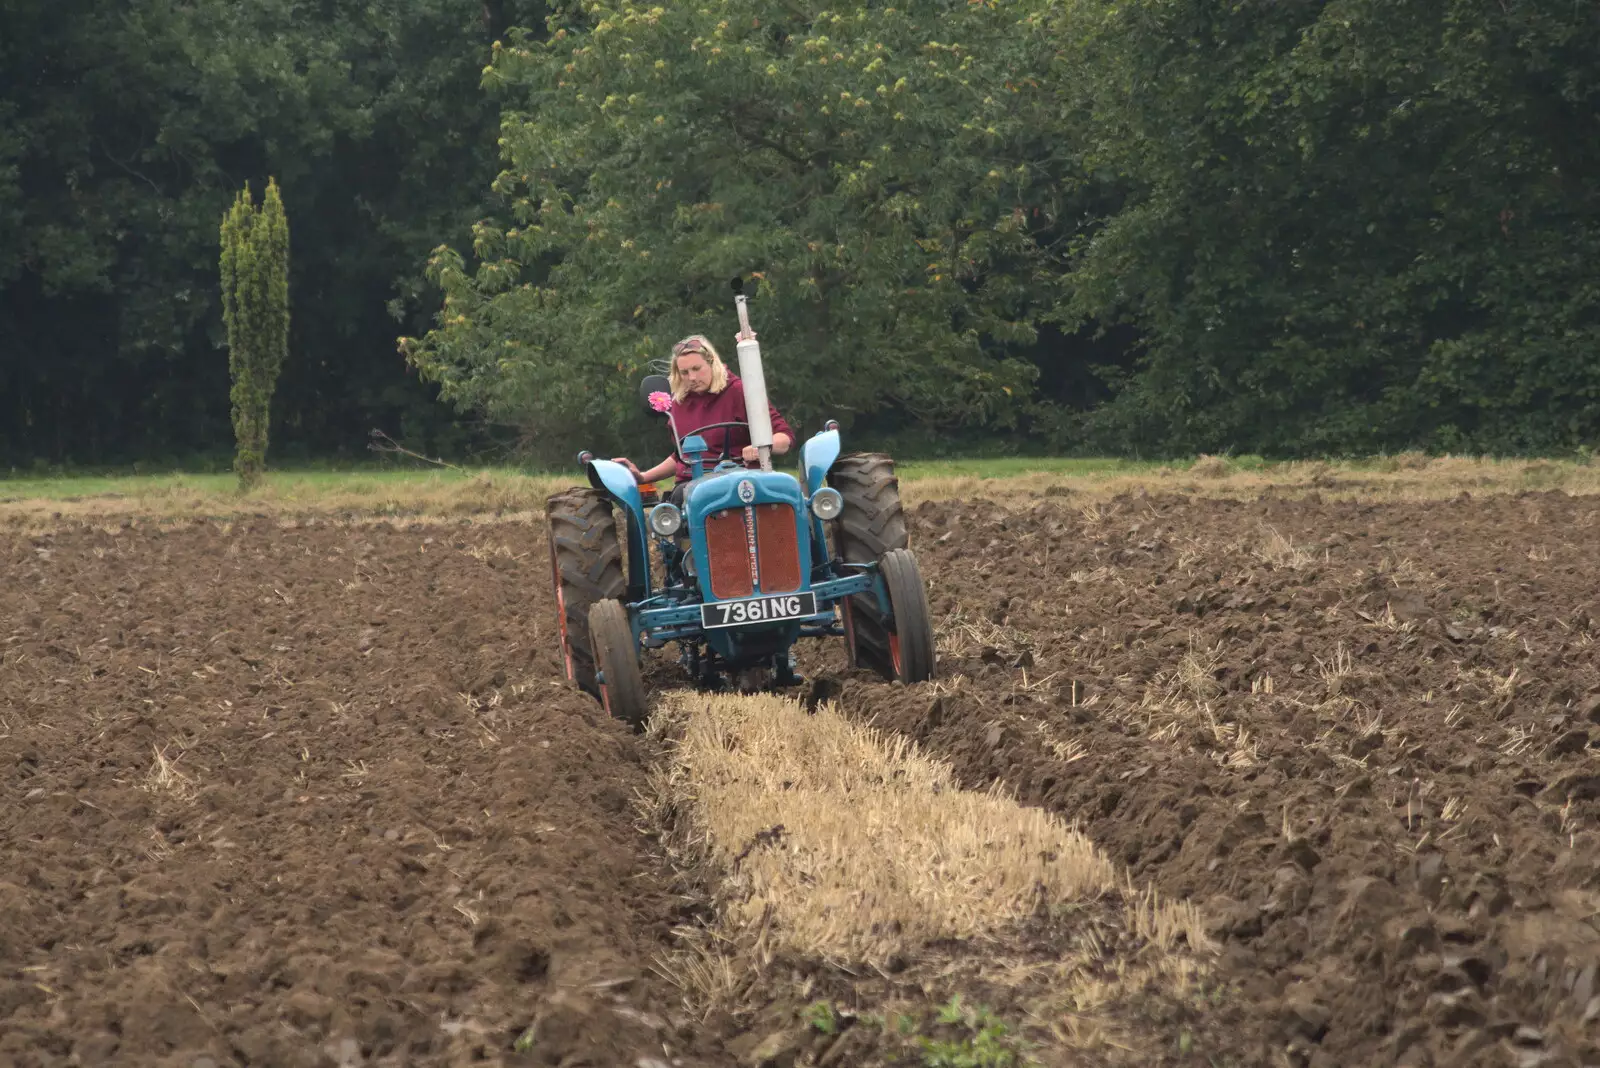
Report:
667,373,794,482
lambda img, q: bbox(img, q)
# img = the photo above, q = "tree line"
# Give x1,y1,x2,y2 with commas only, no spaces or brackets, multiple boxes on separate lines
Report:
1,0,552,469
5,0,1598,469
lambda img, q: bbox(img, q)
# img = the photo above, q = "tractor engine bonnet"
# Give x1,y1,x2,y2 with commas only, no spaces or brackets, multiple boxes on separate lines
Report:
682,469,811,606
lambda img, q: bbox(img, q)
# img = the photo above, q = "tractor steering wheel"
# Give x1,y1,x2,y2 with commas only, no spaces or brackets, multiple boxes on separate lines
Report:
676,421,757,468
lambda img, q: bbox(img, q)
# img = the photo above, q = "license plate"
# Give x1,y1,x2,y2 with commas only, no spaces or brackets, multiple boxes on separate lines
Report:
701,591,817,629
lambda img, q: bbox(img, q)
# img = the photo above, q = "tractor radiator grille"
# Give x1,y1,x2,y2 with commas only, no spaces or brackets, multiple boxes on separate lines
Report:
753,504,802,592
704,509,755,599
703,504,803,599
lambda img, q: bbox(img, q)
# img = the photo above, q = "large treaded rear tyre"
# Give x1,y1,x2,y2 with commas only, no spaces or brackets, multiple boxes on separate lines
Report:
546,487,625,698
828,452,909,560
589,599,649,728
828,453,932,681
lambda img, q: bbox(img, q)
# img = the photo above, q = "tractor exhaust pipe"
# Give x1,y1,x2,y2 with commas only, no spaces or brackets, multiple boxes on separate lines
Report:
732,279,774,472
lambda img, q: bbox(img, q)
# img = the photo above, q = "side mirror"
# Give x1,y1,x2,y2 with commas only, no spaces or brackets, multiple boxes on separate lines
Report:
639,374,672,419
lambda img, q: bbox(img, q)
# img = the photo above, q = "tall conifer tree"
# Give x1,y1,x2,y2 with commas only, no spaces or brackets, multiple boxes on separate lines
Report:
220,178,290,489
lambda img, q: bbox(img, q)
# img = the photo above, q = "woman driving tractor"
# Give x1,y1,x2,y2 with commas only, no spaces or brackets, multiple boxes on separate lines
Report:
613,333,793,500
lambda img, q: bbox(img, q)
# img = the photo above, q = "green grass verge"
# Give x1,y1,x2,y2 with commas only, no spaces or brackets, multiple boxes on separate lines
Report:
3,451,1595,518
0,468,506,502
895,456,1164,480
0,458,1162,503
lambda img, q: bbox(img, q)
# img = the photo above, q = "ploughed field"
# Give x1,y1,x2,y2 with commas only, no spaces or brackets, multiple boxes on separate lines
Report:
4,487,1600,1066
816,489,1600,1068
0,517,731,1068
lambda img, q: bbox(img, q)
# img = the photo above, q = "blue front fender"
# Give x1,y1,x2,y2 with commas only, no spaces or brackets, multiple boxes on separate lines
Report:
798,427,841,559
799,428,841,496
584,458,651,601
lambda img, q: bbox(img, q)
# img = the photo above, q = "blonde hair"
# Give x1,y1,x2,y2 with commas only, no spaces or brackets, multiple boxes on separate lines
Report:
668,334,729,402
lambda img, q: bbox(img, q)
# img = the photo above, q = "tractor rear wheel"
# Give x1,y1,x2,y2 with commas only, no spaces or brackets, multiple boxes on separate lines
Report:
828,453,926,680
589,599,649,728
828,452,909,559
546,487,625,698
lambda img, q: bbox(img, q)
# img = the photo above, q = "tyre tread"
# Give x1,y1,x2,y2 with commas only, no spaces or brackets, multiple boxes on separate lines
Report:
589,598,649,727
827,453,910,678
546,488,626,695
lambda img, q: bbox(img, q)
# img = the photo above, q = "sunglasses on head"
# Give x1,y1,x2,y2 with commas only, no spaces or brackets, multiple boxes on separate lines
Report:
672,338,708,357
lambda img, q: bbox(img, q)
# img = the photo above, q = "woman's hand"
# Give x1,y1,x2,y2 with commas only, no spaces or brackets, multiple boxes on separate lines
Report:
619,455,677,484
740,433,791,464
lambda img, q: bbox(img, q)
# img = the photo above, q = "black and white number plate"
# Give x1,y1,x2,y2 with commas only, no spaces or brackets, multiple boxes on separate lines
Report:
701,591,817,629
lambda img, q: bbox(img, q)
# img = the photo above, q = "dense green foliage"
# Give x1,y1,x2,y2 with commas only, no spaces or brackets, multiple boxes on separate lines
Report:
1062,0,1600,456
407,0,1600,460
5,0,1598,466
0,0,549,468
220,179,290,486
400,1,1067,454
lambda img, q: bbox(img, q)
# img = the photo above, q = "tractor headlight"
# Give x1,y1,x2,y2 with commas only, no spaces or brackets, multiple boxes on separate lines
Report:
810,488,844,521
648,502,683,537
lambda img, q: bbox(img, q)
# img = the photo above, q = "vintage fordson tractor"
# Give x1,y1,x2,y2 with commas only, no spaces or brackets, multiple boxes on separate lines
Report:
545,282,935,726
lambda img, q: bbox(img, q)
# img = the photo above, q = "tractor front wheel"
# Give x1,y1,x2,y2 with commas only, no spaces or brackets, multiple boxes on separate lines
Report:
588,599,649,728
878,548,936,683
547,488,625,697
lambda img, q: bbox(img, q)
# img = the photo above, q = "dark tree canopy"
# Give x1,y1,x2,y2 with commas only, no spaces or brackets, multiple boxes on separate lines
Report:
0,0,551,469
1058,0,1600,457
4,0,1598,468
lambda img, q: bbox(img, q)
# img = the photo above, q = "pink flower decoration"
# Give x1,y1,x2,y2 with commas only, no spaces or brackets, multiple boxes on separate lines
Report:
648,390,673,413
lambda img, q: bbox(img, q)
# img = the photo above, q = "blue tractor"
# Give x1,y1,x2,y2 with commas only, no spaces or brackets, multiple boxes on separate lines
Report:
544,285,936,726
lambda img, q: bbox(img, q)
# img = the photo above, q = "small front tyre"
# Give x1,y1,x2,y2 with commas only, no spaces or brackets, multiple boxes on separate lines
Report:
876,548,936,684
588,599,650,729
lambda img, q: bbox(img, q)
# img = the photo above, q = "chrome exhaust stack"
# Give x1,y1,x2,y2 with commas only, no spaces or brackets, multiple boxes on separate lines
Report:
731,277,774,472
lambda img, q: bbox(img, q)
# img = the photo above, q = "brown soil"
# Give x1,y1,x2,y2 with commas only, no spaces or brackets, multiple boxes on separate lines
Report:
13,486,1600,1068
808,490,1600,1067
0,518,730,1068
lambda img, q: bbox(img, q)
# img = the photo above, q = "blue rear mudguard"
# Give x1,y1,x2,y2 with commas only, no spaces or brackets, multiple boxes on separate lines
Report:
584,457,651,602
